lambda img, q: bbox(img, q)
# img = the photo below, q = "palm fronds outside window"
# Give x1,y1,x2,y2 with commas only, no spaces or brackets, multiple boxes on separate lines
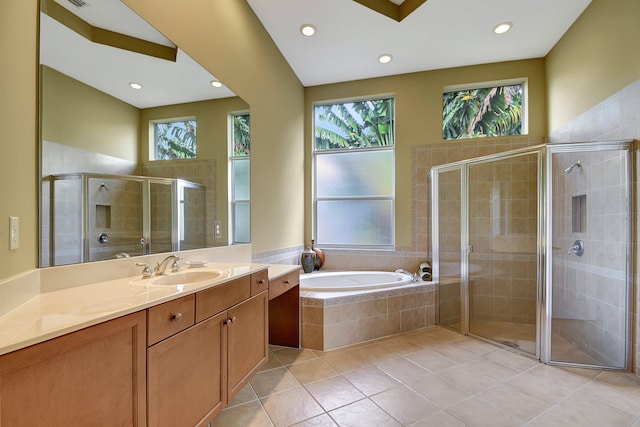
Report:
443,84,523,140
154,119,197,160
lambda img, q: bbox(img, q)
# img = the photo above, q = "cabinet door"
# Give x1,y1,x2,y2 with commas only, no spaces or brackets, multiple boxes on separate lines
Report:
226,291,268,401
0,312,146,427
147,312,226,427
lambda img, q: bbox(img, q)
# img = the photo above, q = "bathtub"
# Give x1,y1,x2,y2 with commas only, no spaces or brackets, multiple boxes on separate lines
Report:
300,271,414,292
299,271,437,351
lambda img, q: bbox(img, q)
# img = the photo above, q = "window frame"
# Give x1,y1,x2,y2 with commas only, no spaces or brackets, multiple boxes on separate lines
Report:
442,78,528,141
229,111,251,244
312,96,396,249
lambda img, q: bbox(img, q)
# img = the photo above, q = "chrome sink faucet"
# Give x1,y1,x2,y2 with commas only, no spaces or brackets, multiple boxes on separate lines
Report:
154,254,182,275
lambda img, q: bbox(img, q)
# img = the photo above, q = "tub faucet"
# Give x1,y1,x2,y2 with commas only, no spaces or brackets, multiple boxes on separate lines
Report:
154,254,182,275
395,269,419,282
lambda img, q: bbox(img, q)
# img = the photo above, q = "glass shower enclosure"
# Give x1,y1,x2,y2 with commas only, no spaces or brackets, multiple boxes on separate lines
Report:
44,173,206,266
430,141,633,370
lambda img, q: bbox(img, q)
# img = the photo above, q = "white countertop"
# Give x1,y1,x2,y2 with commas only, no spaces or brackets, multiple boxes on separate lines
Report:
0,262,300,356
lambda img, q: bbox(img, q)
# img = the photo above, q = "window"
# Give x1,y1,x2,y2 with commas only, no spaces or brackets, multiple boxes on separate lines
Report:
313,97,395,247
151,118,197,160
230,112,250,243
442,82,524,140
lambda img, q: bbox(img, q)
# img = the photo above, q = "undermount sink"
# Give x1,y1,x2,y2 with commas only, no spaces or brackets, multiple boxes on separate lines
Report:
130,269,228,286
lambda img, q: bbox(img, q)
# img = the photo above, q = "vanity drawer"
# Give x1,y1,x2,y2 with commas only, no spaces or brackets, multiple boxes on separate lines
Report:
250,269,269,296
147,294,196,346
269,270,300,300
196,276,251,322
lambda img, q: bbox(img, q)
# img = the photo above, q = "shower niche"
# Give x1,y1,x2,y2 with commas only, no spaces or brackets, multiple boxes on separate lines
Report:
43,173,206,266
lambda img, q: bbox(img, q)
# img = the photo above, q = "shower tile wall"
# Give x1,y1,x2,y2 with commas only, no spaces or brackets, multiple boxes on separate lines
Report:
549,79,639,373
88,178,144,261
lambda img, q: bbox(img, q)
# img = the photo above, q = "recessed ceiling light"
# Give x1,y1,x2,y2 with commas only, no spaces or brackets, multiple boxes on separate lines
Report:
300,24,316,37
210,80,223,88
129,82,142,90
493,21,512,34
378,54,393,64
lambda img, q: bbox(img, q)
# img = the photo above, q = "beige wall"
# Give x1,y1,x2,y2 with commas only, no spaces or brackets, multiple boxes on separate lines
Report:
42,66,139,162
546,0,640,132
124,0,306,254
0,1,39,279
305,59,547,248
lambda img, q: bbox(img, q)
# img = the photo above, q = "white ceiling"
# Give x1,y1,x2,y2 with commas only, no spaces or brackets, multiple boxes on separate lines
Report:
40,0,236,109
246,0,592,87
41,0,592,108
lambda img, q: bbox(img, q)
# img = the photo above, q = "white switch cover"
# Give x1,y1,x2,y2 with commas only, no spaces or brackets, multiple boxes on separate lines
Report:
9,216,18,250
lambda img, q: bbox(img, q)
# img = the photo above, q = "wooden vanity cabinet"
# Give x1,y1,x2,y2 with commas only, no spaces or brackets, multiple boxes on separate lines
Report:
0,311,147,427
147,271,269,427
227,290,268,400
147,311,226,427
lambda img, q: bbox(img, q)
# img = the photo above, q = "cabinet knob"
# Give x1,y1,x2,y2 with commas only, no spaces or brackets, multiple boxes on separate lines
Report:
284,280,290,284
258,279,265,285
224,316,237,325
171,313,183,322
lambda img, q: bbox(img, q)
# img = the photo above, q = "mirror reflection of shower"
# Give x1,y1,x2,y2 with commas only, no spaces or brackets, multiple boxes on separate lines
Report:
564,160,581,174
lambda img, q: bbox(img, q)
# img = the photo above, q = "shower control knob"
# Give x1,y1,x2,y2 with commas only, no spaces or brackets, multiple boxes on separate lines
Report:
97,233,109,244
567,240,584,256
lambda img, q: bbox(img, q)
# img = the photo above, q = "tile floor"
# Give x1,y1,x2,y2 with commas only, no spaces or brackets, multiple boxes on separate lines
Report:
211,326,640,427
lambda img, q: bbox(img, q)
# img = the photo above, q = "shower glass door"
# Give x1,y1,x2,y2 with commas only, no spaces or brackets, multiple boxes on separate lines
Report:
148,180,175,255
433,166,464,333
467,152,540,356
546,143,632,369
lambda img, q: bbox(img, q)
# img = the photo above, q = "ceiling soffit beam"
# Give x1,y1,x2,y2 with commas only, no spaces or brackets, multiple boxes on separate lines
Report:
352,0,428,22
41,0,177,62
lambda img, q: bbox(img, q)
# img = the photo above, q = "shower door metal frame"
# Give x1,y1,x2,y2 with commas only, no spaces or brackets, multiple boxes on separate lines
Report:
430,163,469,334
431,145,545,358
542,140,634,370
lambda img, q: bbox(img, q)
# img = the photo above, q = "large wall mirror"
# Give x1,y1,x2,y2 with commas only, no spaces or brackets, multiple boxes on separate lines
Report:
39,0,250,267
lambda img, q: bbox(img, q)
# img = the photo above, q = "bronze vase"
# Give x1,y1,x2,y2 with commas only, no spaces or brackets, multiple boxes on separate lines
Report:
311,239,324,270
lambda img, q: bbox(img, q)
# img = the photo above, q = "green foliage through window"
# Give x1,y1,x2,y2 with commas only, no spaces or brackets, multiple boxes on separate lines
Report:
154,120,197,160
315,98,395,150
442,84,523,140
232,114,250,157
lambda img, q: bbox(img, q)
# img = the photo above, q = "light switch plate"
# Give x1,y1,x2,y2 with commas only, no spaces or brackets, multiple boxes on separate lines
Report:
9,216,18,250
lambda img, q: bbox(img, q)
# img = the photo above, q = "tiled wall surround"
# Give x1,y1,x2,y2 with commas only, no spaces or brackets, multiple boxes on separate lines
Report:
547,80,640,145
301,283,436,351
252,245,304,265
549,79,639,374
